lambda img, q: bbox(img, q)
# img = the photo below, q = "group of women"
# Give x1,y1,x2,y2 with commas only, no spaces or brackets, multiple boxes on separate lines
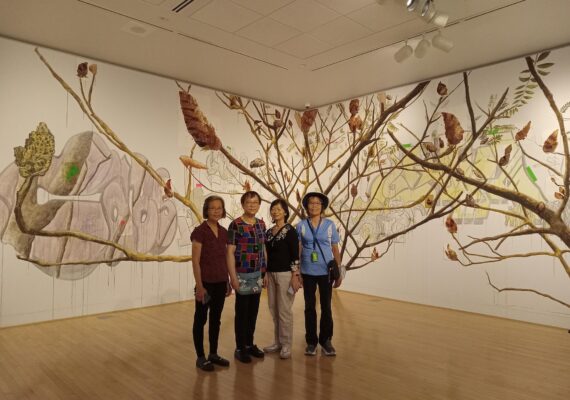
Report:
190,191,343,371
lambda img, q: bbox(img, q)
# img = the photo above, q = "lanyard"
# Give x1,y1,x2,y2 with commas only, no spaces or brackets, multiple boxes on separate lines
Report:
306,218,322,250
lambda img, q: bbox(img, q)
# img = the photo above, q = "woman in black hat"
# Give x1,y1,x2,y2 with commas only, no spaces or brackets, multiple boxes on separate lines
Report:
296,192,342,357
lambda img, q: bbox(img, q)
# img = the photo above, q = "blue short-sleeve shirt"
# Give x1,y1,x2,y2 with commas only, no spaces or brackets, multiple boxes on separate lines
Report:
296,218,340,276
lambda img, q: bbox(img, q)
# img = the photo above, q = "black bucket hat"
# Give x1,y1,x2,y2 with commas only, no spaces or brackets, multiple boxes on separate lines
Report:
302,192,329,210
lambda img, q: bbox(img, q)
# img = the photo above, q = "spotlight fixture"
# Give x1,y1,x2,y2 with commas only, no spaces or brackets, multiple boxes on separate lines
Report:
405,0,417,11
406,0,449,28
430,11,449,28
432,30,454,52
414,35,431,58
394,41,413,63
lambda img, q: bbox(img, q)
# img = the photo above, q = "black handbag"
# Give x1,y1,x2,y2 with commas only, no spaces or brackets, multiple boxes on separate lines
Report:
307,220,341,282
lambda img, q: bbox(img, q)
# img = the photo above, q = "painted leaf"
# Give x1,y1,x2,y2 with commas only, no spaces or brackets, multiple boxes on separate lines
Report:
179,91,222,150
438,137,445,148
179,155,207,170
371,247,380,261
275,109,281,119
437,82,448,96
425,142,437,153
465,194,476,207
77,62,88,78
442,112,464,145
445,244,458,261
300,109,318,134
350,184,358,198
542,130,558,153
163,179,174,198
349,99,360,116
88,64,98,75
473,169,485,180
242,180,252,192
249,157,265,168
348,115,363,133
515,121,531,141
229,95,241,109
445,215,458,233
554,191,564,200
498,144,512,166
424,194,434,208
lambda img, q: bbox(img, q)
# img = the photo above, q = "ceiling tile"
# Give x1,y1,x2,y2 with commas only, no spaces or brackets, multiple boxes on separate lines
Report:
276,33,332,59
310,16,372,46
237,17,301,47
348,2,414,31
270,0,340,33
314,0,376,15
231,0,294,16
190,0,262,32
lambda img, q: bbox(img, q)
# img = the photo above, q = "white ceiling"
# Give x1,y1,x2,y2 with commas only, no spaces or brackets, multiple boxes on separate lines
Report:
1,0,570,109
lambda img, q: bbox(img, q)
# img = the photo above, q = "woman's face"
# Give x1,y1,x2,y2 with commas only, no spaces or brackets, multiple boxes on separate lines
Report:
307,196,323,217
242,195,261,217
207,199,224,222
270,203,286,223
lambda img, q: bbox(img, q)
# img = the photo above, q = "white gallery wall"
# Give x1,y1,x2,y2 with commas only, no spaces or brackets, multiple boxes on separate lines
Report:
0,36,569,328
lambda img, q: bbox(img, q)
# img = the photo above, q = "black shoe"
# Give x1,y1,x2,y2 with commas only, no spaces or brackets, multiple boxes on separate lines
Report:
321,340,336,356
208,354,230,367
247,345,265,358
196,356,215,371
234,349,252,364
304,344,317,356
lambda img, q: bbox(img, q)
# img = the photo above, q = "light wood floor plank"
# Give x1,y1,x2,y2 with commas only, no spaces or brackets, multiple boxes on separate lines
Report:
0,291,569,400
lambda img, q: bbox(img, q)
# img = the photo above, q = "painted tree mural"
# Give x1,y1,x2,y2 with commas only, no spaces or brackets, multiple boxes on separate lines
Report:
1,48,568,308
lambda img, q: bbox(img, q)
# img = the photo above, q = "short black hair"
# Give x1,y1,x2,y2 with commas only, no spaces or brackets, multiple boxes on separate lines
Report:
202,195,226,219
240,191,262,205
270,198,290,222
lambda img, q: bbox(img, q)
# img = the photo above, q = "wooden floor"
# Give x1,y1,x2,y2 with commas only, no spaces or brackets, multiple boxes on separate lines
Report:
0,291,569,400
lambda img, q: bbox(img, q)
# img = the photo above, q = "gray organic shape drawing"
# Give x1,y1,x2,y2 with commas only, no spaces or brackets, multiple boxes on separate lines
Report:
0,131,177,280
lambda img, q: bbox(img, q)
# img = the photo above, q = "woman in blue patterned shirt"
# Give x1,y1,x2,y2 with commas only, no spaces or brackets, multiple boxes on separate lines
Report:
227,191,267,364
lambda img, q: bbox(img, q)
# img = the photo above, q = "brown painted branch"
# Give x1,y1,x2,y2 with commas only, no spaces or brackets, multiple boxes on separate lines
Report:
14,176,192,265
35,48,202,222
387,129,566,245
323,81,430,195
526,56,570,216
486,272,570,309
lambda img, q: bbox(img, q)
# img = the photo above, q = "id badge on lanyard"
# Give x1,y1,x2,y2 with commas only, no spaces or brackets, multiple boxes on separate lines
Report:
309,219,322,263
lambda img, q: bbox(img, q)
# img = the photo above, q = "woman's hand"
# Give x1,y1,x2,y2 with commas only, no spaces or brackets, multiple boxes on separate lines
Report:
230,277,240,291
263,274,269,288
195,285,207,303
291,274,302,292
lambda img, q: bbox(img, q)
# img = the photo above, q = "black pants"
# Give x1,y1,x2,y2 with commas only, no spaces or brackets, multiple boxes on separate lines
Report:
193,281,227,358
234,292,261,350
302,274,333,346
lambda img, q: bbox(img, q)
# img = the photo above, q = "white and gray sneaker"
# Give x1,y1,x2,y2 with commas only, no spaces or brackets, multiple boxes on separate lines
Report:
280,347,291,359
263,343,282,353
321,340,336,356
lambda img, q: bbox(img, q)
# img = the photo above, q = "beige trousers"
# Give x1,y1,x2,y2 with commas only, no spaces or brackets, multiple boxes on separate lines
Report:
267,271,295,348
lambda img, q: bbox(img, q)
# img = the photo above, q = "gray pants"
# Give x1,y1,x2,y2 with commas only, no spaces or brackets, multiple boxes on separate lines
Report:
266,271,295,348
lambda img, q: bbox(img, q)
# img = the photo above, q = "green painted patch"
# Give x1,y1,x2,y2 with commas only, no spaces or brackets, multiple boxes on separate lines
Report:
65,164,80,182
526,166,537,182
486,127,500,136
402,143,412,149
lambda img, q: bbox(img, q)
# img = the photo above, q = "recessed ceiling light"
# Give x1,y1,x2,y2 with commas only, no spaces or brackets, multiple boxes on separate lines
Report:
121,21,155,37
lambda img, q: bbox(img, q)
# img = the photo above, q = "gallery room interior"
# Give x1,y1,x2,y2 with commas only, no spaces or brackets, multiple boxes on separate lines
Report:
0,0,569,399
